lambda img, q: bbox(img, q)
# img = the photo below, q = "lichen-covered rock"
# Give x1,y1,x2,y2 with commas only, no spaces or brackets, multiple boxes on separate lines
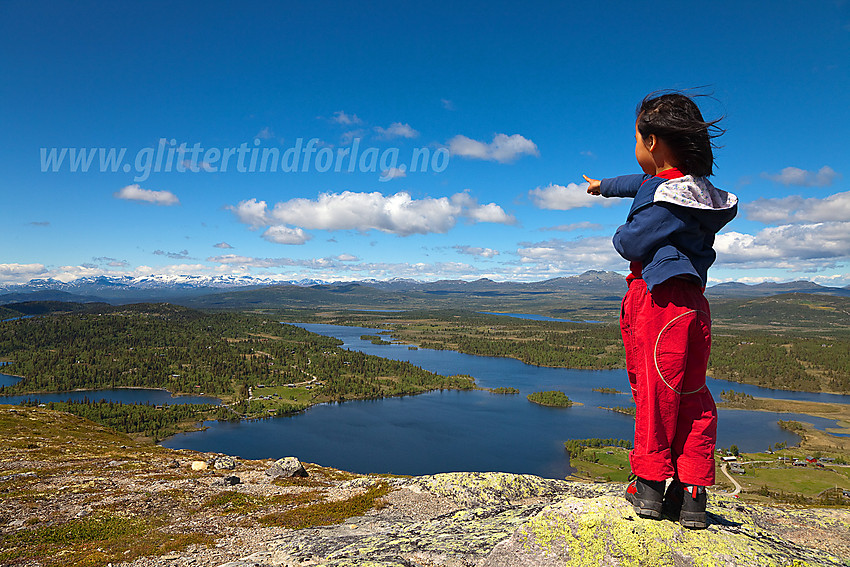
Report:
233,504,546,567
265,456,308,479
214,455,237,470
219,472,850,567
481,495,848,566
406,471,609,508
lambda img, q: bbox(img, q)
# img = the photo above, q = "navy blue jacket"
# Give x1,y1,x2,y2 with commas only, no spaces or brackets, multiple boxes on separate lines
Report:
600,172,737,291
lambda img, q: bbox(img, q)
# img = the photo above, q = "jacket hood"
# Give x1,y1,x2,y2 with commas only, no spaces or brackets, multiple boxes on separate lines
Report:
653,175,738,232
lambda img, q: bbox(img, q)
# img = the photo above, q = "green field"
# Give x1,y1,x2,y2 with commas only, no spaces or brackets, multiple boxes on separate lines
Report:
568,443,850,505
247,383,315,415
567,445,632,483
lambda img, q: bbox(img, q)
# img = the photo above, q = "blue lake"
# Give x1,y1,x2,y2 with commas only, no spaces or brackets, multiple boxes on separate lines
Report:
479,312,600,324
0,315,36,323
0,371,220,406
161,323,849,478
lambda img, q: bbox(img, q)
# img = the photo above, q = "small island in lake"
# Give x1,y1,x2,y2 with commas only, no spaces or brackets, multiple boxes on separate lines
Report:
599,405,636,416
592,387,623,394
360,334,393,345
489,387,520,394
527,390,574,407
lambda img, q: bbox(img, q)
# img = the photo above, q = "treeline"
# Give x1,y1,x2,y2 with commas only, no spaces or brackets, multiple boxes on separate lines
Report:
709,334,850,393
0,305,344,395
778,420,805,432
527,390,573,407
414,324,624,369
719,389,755,404
366,311,850,394
0,304,475,409
16,398,228,441
565,438,632,463
360,334,392,345
755,485,850,507
490,387,520,394
600,405,636,416
309,350,475,402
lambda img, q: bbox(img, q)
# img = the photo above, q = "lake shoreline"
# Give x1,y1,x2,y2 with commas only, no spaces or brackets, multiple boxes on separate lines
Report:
0,383,225,401
4,319,849,469
305,320,850,398
717,396,850,436
4,370,848,443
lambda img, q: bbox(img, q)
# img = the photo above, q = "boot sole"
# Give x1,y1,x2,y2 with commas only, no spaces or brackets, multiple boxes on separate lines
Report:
680,512,707,529
633,505,662,519
626,493,662,519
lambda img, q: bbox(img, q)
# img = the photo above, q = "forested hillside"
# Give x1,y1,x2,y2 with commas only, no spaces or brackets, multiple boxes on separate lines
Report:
0,303,472,404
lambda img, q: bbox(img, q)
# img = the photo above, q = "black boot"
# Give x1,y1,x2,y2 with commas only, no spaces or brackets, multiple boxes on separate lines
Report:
662,477,683,520
679,484,708,529
625,475,664,519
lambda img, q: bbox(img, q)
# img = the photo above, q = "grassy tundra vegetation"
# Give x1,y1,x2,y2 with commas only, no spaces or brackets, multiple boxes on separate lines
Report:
0,406,395,567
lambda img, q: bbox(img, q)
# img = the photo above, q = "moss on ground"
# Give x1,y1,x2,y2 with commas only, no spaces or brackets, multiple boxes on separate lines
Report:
258,483,391,529
0,513,215,567
0,405,394,566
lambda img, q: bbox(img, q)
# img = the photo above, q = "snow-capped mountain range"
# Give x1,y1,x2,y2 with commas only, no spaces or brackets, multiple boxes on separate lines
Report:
1,272,848,305
0,274,328,303
0,274,327,293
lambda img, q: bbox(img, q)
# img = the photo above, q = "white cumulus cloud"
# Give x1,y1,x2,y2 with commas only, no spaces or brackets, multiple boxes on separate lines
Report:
114,184,180,206
269,192,456,235
448,133,539,163
761,166,838,187
746,190,850,224
454,246,499,258
228,199,270,229
529,182,618,210
374,122,418,139
331,111,363,125
715,221,850,268
230,191,515,242
0,263,47,279
540,222,604,232
255,126,275,140
451,192,516,224
516,237,624,272
379,167,407,182
262,226,312,245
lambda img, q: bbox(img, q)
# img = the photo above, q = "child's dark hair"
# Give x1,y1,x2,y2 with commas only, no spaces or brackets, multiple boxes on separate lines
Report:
636,92,724,177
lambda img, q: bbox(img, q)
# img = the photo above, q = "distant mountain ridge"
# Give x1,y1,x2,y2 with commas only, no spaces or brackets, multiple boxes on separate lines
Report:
1,272,848,305
706,280,850,298
0,274,327,304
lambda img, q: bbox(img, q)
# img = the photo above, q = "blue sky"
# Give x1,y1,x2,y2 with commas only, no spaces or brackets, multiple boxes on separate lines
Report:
2,1,850,286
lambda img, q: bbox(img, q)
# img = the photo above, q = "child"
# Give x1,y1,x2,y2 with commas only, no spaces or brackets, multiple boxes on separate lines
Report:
583,92,737,529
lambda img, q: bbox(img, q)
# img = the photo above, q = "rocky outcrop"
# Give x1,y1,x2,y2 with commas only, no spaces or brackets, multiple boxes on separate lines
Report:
265,456,308,479
214,456,238,470
221,472,850,567
1,405,845,567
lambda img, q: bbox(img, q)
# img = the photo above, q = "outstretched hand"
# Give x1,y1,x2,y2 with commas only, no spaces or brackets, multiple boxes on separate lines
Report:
583,175,601,195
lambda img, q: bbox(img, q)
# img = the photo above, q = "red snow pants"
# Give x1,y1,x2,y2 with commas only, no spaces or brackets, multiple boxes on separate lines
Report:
620,274,717,486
